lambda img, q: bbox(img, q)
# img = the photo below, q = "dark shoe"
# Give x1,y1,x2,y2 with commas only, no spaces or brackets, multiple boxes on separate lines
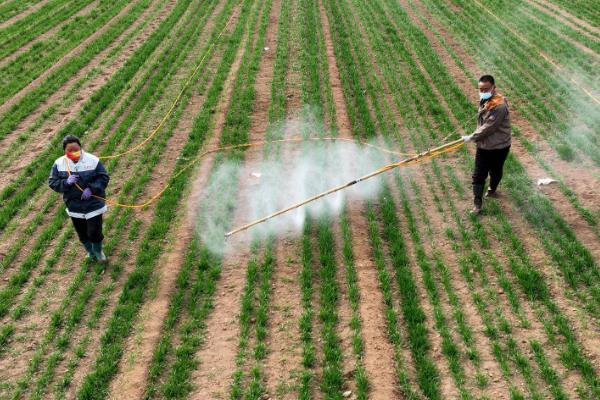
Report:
83,242,95,259
486,188,498,198
91,242,108,264
472,184,484,215
470,204,482,215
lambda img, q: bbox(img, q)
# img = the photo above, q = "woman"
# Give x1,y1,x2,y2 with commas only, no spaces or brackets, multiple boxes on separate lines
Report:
49,135,110,262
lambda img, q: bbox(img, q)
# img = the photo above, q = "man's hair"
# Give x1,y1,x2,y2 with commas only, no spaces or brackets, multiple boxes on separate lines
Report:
479,75,495,85
62,134,81,150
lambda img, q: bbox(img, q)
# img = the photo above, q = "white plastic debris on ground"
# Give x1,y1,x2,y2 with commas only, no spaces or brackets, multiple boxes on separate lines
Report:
537,178,557,186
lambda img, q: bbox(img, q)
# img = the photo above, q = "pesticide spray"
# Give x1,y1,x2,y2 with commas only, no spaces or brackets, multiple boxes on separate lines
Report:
195,130,389,255
194,111,462,256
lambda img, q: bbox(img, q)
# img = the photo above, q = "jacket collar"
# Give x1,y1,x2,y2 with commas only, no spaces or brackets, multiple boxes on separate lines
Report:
483,93,505,111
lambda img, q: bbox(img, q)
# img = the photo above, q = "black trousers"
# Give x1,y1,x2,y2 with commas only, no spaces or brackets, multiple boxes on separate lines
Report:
71,215,104,244
472,146,511,191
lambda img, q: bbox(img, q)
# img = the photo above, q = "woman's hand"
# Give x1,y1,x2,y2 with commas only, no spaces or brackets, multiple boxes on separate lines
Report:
81,188,92,200
66,174,79,185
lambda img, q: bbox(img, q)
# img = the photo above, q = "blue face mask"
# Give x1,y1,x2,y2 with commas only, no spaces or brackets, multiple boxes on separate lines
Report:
479,91,493,101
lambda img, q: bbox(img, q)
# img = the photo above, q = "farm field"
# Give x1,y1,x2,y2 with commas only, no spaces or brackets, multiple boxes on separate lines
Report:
0,0,599,399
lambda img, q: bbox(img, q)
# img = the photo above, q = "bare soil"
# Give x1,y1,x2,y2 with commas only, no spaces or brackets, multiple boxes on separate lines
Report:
318,2,401,398
0,0,176,192
0,1,137,115
0,1,100,69
0,0,54,30
187,2,276,396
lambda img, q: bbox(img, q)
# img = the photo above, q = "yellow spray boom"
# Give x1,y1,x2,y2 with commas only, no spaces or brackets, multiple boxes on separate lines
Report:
225,138,465,237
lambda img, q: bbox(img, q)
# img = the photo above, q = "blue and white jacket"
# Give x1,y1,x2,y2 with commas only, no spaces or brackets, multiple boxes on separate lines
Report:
48,150,110,219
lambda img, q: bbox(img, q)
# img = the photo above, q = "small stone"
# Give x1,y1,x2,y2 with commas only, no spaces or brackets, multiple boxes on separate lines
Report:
343,390,352,398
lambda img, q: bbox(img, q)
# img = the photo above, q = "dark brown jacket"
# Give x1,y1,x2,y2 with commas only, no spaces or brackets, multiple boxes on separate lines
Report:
472,93,511,150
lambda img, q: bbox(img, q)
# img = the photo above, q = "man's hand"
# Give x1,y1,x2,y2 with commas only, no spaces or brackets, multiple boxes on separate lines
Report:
81,188,92,200
461,135,473,143
66,174,79,185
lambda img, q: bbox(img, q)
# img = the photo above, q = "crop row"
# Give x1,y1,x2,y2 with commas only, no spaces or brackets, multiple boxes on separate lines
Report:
0,0,170,169
421,0,600,167
0,0,94,56
402,1,600,241
0,0,223,395
326,0,596,396
380,0,600,318
0,0,217,323
0,0,152,143
0,0,134,104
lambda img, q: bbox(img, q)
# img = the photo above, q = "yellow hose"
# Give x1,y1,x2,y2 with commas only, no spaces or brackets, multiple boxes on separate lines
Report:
65,136,432,209
97,11,237,161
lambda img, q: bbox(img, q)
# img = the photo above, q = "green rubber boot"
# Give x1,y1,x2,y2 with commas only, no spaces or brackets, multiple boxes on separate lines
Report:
83,242,95,259
91,242,108,264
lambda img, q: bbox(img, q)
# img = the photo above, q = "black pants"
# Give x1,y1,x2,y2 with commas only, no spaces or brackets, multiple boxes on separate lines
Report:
472,146,510,191
71,215,104,244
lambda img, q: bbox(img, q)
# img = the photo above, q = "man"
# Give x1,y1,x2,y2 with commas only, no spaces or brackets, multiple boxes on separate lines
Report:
462,75,511,215
49,135,110,262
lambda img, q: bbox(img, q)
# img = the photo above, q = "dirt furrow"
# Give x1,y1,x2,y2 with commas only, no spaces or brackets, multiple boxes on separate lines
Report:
261,3,305,395
184,3,269,396
346,202,400,399
520,4,600,60
0,0,175,191
0,0,136,115
315,4,361,396
263,235,304,399
403,0,600,265
0,0,54,30
330,221,358,390
103,5,242,399
318,2,401,398
530,0,600,37
0,1,99,69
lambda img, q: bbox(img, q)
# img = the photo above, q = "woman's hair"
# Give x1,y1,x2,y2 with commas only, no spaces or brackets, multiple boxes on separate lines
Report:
62,134,81,150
